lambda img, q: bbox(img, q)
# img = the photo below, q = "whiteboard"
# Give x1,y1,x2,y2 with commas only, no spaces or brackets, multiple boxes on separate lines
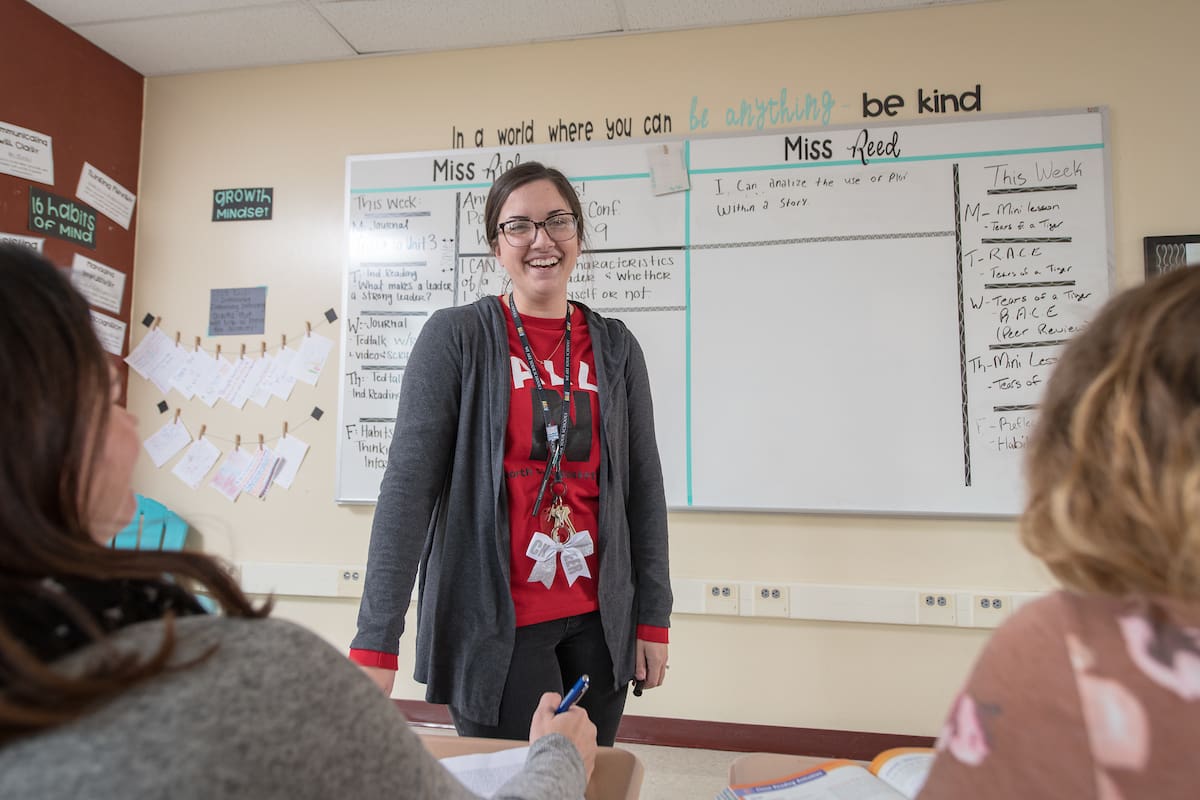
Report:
337,108,1112,516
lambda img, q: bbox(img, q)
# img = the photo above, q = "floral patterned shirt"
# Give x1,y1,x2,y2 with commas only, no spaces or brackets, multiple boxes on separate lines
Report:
918,591,1200,800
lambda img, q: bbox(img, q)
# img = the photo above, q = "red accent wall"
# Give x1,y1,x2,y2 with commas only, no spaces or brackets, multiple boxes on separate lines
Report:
0,0,143,367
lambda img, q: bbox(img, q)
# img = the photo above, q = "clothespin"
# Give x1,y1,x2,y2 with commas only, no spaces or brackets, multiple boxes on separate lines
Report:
173,409,181,424
152,316,162,330
174,331,181,346
216,344,222,358
260,341,267,357
199,424,206,440
239,343,247,359
234,434,241,451
258,433,264,451
193,336,201,352
282,420,288,439
281,333,287,349
305,321,312,337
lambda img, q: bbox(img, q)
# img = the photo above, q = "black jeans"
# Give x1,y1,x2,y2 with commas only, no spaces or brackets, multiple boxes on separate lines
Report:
450,611,628,746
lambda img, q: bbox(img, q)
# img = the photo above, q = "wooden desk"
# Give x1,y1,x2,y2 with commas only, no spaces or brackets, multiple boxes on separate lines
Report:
420,732,644,800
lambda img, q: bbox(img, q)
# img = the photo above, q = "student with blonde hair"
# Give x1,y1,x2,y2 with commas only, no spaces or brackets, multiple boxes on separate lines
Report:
919,266,1200,799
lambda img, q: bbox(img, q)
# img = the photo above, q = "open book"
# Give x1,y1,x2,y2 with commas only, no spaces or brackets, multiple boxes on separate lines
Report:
717,747,935,800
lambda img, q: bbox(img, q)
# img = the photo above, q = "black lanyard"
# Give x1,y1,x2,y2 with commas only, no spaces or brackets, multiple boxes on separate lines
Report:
507,293,572,517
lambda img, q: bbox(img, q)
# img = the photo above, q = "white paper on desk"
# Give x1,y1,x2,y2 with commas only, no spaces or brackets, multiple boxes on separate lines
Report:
440,746,531,798
143,420,191,468
289,333,333,385
171,437,222,489
272,434,309,489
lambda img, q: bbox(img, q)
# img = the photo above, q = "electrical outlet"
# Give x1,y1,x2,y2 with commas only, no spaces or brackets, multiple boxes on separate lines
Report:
970,595,1011,628
750,584,790,617
916,591,957,626
337,566,364,597
703,583,739,616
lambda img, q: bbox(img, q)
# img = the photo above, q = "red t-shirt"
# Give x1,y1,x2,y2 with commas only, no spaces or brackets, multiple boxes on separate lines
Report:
504,303,603,627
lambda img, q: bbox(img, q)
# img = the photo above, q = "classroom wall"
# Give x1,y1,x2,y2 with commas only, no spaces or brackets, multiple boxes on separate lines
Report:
128,0,1199,736
1,0,143,390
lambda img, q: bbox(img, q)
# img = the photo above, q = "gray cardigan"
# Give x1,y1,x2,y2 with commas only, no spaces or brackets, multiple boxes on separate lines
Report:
0,615,585,799
352,296,672,725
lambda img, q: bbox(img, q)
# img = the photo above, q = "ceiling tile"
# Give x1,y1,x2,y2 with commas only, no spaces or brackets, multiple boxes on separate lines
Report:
26,0,290,26
71,4,356,75
621,0,983,30
316,0,622,54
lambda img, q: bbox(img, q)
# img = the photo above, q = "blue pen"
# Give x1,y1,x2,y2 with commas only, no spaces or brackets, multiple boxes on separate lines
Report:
555,674,590,714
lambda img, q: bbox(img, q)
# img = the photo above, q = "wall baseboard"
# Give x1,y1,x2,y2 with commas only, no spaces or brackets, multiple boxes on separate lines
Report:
394,700,935,761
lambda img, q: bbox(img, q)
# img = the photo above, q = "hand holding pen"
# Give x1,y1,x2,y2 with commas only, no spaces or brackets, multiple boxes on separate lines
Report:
556,674,590,714
529,683,597,780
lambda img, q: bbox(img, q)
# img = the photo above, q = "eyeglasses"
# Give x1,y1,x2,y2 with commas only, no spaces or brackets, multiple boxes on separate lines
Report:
497,213,578,247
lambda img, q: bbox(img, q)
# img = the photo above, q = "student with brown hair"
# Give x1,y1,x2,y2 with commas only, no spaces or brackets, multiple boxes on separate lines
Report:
0,244,596,799
919,266,1200,799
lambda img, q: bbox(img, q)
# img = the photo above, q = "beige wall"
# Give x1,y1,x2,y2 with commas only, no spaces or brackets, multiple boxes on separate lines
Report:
130,0,1199,736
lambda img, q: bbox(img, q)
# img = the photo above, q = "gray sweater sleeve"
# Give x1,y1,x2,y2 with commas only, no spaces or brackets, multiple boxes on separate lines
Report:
0,616,586,800
352,308,464,655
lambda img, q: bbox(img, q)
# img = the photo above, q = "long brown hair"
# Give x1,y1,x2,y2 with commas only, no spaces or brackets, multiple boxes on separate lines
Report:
0,244,269,743
1021,266,1200,599
483,161,588,254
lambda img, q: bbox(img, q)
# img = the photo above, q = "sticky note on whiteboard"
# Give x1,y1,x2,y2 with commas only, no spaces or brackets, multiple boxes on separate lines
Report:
646,143,689,196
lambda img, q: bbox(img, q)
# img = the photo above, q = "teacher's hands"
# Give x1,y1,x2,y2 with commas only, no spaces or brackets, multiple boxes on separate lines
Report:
530,692,597,780
635,639,669,690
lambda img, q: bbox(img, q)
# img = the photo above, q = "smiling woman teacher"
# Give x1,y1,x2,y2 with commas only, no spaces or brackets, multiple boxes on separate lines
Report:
350,162,673,745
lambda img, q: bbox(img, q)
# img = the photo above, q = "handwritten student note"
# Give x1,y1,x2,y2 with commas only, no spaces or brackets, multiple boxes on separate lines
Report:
143,420,192,468
125,329,173,379
272,434,310,489
209,286,267,336
197,355,235,407
240,447,282,498
265,346,299,399
210,449,254,502
172,438,222,489
170,348,217,400
290,332,333,385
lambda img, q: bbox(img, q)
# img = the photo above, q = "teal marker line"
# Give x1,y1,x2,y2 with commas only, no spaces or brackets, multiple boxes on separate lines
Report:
352,172,652,195
690,142,1105,176
352,183,492,193
571,172,650,182
684,140,693,507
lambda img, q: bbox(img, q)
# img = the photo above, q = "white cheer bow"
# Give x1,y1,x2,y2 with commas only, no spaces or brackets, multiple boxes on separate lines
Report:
526,529,594,589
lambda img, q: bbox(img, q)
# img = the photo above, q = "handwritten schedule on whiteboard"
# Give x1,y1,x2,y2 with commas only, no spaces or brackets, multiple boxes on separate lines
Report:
337,109,1112,515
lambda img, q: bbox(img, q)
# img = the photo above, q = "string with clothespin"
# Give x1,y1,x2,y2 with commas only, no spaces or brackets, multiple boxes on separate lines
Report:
156,407,325,452
127,307,338,360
